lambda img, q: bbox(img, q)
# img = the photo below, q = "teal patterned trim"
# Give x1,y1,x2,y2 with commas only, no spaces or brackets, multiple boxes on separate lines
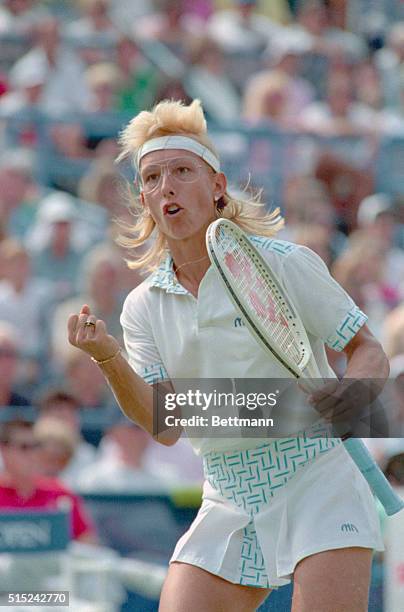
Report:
204,428,339,515
249,236,297,256
326,305,368,352
240,522,269,587
141,363,169,384
149,255,188,295
203,429,340,587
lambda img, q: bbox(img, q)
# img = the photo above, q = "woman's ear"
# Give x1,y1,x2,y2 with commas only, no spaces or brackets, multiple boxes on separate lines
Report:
213,172,227,202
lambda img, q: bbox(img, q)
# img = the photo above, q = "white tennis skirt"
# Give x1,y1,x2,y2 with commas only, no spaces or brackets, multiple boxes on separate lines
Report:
170,435,384,588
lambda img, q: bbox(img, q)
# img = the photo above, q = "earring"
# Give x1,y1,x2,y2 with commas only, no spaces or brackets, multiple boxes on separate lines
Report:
215,196,226,213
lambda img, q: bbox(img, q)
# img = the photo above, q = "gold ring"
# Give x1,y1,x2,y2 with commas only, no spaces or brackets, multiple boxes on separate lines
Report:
84,321,96,328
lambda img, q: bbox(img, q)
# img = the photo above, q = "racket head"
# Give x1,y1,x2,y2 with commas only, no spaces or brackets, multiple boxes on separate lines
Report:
206,219,313,377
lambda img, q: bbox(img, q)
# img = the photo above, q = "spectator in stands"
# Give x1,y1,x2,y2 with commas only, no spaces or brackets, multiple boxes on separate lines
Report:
354,59,404,135
49,121,93,161
381,305,404,359
185,36,240,122
106,0,153,33
0,149,42,240
0,239,53,358
10,16,91,115
0,0,49,34
77,419,173,492
207,0,282,55
298,69,377,136
375,22,404,111
134,0,203,62
356,193,404,291
332,232,401,338
255,34,315,119
354,60,384,113
0,418,97,542
291,223,333,268
78,157,124,223
36,388,97,487
280,176,347,263
93,136,120,159
65,0,117,40
364,354,404,470
85,62,125,113
0,56,47,118
61,347,116,411
27,185,106,254
313,149,375,234
154,78,192,105
143,436,204,485
0,323,29,408
114,36,160,115
214,0,290,24
242,71,295,128
285,0,366,62
34,416,78,481
51,244,126,368
183,0,214,21
29,192,84,302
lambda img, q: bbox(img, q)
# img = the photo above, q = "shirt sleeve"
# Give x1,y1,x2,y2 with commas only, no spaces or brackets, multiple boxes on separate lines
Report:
279,245,368,351
120,290,169,385
69,492,96,540
53,483,96,540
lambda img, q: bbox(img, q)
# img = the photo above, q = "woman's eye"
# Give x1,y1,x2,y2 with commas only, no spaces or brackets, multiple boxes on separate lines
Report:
145,173,159,183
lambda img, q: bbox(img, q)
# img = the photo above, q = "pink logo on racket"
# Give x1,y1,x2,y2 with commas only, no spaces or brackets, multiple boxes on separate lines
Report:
249,291,288,327
225,252,251,278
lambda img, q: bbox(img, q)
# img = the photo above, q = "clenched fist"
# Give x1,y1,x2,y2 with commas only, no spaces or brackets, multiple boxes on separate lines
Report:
67,304,120,362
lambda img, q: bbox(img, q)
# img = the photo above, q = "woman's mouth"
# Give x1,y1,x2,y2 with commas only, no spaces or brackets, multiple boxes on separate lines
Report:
163,203,183,216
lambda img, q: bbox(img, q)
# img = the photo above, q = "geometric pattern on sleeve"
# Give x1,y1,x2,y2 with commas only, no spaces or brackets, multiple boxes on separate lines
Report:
141,362,169,384
326,305,368,352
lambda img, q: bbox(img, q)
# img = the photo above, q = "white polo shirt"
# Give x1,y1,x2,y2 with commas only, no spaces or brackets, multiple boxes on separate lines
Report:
120,237,367,456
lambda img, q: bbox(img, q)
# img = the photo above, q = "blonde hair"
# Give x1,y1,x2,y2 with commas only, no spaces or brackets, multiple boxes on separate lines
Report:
116,99,284,272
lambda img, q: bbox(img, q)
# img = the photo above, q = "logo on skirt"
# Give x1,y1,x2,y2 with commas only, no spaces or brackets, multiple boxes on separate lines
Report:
341,523,359,533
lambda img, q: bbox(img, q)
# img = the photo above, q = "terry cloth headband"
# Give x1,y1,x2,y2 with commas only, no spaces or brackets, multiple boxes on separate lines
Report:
135,135,221,173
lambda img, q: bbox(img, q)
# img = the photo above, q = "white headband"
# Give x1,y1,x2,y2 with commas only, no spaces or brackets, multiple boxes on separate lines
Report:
135,135,221,172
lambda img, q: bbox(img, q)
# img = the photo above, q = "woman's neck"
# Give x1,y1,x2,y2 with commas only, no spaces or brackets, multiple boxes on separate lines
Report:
169,234,211,296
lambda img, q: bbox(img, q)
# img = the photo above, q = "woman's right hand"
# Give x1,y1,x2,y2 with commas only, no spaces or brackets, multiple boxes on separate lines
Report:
67,304,120,362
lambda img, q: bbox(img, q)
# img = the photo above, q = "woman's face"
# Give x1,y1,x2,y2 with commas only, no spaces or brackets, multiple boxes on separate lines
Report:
139,149,225,244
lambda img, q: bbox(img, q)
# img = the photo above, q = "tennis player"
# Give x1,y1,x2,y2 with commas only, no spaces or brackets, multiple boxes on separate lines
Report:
68,99,388,611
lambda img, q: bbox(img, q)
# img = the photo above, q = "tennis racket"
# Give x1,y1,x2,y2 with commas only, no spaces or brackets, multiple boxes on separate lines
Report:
206,218,404,516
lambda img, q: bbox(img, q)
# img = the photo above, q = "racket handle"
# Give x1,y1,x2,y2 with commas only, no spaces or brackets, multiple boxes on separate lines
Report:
343,438,404,516
302,367,403,514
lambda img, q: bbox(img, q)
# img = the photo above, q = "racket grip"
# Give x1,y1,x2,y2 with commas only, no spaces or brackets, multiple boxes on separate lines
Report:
343,438,404,516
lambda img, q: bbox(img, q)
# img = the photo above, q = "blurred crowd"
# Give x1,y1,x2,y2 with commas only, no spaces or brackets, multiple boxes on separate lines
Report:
0,0,403,532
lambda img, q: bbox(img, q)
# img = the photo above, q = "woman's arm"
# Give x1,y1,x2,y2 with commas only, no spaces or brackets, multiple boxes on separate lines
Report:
309,325,390,435
67,304,181,445
342,324,390,381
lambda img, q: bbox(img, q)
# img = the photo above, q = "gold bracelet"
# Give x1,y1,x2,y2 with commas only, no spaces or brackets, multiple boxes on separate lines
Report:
91,348,121,365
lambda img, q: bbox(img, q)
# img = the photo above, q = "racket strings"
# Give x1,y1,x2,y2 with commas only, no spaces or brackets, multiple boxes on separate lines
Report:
215,230,306,368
